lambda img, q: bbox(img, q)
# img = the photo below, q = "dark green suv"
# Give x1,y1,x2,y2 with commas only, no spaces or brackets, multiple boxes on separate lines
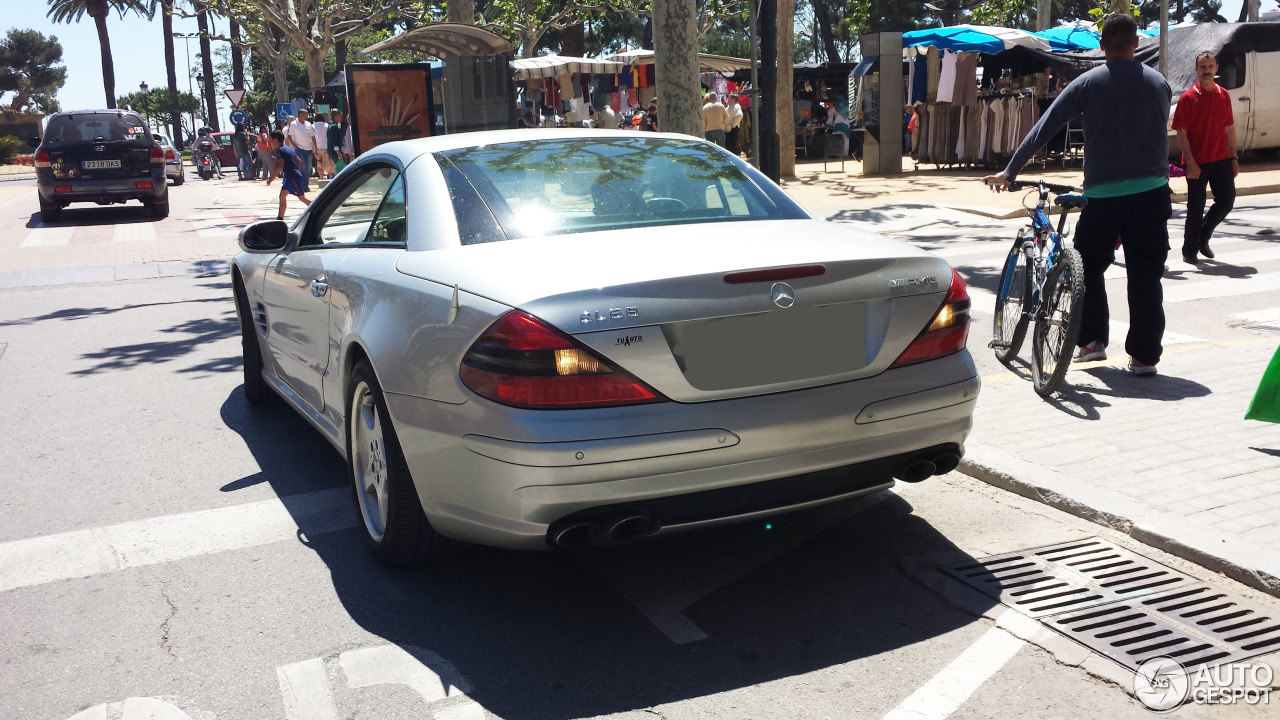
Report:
31,110,169,223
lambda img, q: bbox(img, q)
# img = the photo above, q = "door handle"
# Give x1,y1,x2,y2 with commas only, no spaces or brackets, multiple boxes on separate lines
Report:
310,274,329,297
1239,96,1250,101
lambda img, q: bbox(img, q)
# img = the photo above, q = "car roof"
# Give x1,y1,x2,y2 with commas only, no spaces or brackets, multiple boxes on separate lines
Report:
49,109,143,118
364,129,713,165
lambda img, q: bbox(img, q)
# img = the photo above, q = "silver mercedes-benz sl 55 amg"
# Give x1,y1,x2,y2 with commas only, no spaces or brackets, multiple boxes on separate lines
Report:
231,129,978,564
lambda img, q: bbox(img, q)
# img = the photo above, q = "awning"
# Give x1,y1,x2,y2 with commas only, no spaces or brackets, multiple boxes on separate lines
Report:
1033,25,1100,52
511,55,627,80
355,23,514,58
904,25,1051,54
604,49,752,73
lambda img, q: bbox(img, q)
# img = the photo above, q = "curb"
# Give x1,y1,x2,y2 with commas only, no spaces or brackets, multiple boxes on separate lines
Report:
0,173,36,183
958,443,1280,599
0,259,229,290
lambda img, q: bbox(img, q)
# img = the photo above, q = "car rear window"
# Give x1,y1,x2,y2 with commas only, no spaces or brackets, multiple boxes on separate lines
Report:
44,113,150,145
436,137,786,242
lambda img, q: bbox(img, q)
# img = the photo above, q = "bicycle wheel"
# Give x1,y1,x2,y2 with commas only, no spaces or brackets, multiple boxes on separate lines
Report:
1032,248,1085,397
992,241,1032,364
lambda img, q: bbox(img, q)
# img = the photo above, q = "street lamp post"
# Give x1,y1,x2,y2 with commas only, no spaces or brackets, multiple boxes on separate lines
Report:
196,74,207,132
139,81,150,133
173,32,199,146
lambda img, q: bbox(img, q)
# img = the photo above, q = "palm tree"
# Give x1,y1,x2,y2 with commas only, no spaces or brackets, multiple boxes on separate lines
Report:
47,0,147,109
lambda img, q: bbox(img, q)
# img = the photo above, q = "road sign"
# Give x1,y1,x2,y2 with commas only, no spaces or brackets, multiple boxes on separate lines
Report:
276,103,292,121
224,88,246,108
229,109,247,126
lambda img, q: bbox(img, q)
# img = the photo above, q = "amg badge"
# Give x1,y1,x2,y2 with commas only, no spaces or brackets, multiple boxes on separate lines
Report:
889,276,939,294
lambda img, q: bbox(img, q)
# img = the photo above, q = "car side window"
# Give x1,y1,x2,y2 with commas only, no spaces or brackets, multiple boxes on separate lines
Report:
1218,54,1245,91
365,175,408,245
303,165,401,247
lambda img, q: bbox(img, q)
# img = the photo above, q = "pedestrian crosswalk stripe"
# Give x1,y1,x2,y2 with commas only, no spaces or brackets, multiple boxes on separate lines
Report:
187,213,237,238
0,487,353,593
113,223,158,243
1164,271,1280,303
20,224,74,247
1230,306,1280,332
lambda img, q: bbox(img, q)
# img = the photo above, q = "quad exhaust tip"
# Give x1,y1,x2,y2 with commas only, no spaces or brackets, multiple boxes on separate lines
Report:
896,451,962,483
551,522,600,548
608,515,652,541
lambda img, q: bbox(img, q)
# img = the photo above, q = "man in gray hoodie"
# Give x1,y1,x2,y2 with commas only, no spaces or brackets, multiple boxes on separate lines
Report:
984,14,1172,376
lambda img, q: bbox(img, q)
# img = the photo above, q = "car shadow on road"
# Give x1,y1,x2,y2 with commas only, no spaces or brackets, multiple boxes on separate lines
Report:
24,207,161,227
217,383,999,720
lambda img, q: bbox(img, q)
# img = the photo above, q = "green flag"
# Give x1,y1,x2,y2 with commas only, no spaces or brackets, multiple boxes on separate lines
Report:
1245,344,1280,424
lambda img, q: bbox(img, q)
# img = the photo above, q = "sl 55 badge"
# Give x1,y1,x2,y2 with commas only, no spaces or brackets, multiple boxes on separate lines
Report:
889,276,938,295
580,306,639,324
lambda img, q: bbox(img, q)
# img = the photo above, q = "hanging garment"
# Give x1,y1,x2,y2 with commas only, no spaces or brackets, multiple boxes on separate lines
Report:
936,50,958,104
947,104,962,164
913,50,929,104
926,47,941,102
991,99,1005,156
580,73,592,100
544,79,561,107
954,53,979,107
968,104,982,163
626,88,637,108
569,96,587,123
557,74,575,99
907,51,917,108
955,105,967,162
978,101,989,161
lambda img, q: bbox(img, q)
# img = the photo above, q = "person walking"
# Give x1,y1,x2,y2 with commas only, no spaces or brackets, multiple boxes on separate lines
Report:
1173,51,1237,264
232,122,252,180
327,109,346,177
266,130,311,220
726,95,744,154
597,102,619,130
983,14,1173,377
256,124,274,179
702,92,729,147
285,109,318,181
313,113,330,179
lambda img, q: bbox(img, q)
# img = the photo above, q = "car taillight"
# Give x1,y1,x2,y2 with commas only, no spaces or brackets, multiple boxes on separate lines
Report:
34,149,50,168
460,310,666,410
150,144,165,163
890,269,971,368
165,149,177,161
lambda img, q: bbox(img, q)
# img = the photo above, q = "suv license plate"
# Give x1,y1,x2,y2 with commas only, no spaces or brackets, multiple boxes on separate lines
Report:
82,160,122,170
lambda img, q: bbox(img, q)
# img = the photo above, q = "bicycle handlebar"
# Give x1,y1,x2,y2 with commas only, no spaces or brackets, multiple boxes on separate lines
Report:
1008,179,1080,195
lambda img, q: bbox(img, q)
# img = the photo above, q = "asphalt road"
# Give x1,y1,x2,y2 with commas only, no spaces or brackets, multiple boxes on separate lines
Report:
0,176,1276,720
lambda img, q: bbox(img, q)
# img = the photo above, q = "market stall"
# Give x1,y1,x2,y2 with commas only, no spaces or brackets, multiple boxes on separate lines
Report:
902,25,1053,169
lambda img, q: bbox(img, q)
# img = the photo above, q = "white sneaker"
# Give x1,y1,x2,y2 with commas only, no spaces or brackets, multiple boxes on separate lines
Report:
1073,341,1107,362
1127,358,1157,376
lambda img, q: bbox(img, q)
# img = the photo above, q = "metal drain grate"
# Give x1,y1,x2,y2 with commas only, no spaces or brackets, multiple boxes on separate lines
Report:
943,538,1195,618
1049,584,1280,672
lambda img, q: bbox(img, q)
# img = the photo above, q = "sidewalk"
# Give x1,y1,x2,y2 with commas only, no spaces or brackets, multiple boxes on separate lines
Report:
785,157,1280,598
781,155,1280,219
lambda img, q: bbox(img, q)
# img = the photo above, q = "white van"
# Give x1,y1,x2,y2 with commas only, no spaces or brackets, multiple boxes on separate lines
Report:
1170,48,1280,158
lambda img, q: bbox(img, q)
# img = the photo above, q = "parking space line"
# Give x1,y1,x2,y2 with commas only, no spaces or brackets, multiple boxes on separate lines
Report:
0,487,354,593
880,626,1025,720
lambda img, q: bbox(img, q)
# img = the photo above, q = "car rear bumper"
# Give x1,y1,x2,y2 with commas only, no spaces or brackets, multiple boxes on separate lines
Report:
384,351,979,550
38,170,168,204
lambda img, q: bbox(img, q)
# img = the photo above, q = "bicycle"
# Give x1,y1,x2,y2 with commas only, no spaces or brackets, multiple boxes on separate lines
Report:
989,179,1088,397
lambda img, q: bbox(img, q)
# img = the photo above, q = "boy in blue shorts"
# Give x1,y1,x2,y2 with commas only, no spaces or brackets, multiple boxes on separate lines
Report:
265,130,312,220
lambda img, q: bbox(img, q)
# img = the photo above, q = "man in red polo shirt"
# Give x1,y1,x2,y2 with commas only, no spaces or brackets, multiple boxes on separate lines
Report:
1172,51,1237,264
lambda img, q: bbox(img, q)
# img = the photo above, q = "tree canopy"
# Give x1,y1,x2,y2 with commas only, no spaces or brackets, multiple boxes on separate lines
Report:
0,29,68,113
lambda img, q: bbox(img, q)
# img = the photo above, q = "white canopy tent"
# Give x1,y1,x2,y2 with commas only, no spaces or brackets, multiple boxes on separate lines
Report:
511,55,628,80
604,49,752,73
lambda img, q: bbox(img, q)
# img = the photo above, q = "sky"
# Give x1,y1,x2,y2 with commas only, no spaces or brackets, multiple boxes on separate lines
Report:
5,0,1277,121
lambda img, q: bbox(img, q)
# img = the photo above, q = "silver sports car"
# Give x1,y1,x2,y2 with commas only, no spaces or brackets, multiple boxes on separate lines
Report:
232,130,978,564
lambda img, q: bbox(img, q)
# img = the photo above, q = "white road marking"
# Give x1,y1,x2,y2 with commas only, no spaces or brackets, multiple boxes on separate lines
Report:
66,698,193,720
20,224,74,247
1231,213,1280,226
278,658,339,720
1164,271,1280,303
340,645,471,703
1231,306,1280,331
0,487,354,593
113,223,158,243
434,701,486,720
187,213,238,238
879,626,1025,720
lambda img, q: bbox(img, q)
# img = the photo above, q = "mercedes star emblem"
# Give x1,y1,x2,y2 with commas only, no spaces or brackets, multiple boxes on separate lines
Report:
770,281,796,309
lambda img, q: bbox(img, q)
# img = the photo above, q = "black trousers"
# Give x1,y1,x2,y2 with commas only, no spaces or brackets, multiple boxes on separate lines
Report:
1183,158,1236,254
1072,184,1173,367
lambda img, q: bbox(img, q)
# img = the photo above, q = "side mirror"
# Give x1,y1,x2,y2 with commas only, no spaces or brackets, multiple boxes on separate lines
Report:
238,220,293,253
27,137,40,148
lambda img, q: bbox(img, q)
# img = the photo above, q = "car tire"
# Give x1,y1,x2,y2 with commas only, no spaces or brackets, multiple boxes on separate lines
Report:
347,360,458,566
234,279,270,407
149,188,170,218
173,169,185,186
39,204,61,223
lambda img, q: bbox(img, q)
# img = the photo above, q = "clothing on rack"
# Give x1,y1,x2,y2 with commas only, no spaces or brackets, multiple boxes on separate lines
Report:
954,53,979,106
926,47,941,102
937,50,958,104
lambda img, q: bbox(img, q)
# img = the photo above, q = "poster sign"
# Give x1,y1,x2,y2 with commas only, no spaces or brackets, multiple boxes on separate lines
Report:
345,64,435,156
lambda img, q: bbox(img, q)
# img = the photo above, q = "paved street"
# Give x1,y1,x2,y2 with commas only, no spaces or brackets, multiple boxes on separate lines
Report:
1,166,1278,720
